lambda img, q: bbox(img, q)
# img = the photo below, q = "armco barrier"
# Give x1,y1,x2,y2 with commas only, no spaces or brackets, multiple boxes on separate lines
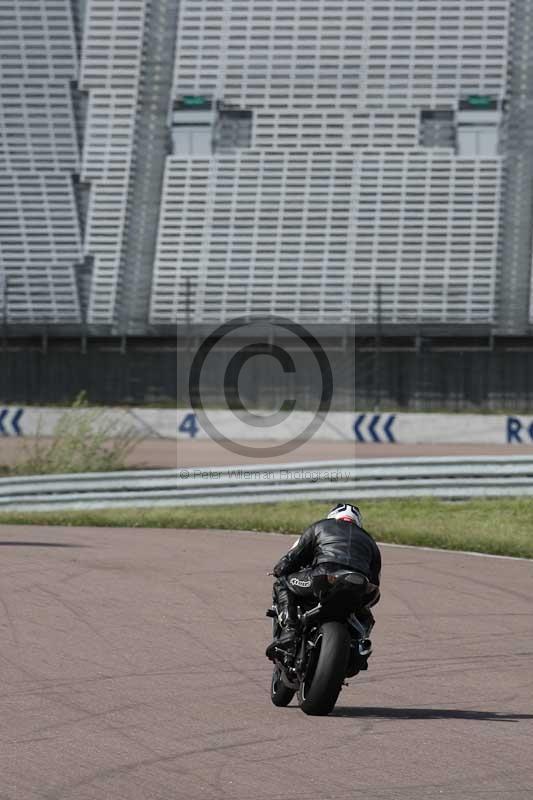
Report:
1,456,533,511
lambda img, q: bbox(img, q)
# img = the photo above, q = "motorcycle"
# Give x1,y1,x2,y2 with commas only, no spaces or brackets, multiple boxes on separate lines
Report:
266,571,375,716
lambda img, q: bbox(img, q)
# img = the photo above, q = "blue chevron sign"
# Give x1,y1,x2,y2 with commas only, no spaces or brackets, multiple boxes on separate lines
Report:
0,408,24,436
353,413,396,443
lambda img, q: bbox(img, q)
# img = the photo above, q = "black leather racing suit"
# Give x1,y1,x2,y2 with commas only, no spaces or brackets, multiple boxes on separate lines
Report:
273,517,381,588
269,518,381,649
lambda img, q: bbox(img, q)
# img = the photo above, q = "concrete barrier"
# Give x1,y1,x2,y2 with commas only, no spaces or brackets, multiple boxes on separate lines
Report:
1,407,533,445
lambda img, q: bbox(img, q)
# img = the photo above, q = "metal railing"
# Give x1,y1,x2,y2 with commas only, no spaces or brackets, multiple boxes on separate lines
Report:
0,456,533,512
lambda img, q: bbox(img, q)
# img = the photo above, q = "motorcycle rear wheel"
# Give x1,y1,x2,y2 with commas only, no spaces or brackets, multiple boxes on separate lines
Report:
298,621,350,716
270,666,296,707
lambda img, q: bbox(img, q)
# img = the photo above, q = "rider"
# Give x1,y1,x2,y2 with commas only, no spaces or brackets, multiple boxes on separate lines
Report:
266,502,381,659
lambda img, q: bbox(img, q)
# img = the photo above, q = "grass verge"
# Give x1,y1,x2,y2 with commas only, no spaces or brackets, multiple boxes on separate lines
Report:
0,497,532,558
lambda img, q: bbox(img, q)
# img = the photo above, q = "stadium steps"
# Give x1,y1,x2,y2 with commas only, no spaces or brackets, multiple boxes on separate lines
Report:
497,0,533,335
117,0,180,335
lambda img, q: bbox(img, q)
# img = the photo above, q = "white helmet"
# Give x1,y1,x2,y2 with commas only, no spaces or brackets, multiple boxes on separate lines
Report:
327,503,362,527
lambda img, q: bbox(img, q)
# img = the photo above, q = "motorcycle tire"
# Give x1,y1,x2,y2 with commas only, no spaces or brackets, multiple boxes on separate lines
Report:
298,621,350,716
270,666,296,707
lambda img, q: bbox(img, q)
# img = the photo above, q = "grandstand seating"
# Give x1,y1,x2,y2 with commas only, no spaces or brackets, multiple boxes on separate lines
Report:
173,0,509,109
150,151,501,325
84,179,129,324
0,0,78,82
0,0,81,324
0,173,82,322
1,0,532,334
0,83,79,173
252,111,420,151
79,0,146,325
149,0,510,327
79,0,146,89
81,91,136,181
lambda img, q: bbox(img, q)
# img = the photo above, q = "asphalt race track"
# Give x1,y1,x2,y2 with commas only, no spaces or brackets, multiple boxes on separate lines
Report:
0,525,532,799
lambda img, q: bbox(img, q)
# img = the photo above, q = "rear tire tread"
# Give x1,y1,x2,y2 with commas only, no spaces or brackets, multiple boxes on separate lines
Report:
298,621,350,716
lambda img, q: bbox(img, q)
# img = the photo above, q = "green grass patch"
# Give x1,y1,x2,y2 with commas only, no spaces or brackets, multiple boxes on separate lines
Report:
0,497,532,558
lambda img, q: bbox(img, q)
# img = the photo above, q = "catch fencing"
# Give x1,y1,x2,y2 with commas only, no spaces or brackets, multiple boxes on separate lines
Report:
3,339,533,411
0,456,532,511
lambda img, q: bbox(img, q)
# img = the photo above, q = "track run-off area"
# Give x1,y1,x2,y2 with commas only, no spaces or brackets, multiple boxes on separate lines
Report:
4,437,533,469
0,524,531,799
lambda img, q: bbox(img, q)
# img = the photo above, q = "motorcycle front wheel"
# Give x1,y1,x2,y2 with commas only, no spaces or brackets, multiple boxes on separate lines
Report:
297,621,350,716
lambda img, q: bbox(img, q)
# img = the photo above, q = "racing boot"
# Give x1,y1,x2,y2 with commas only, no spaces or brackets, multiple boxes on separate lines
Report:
357,607,375,636
354,607,375,670
265,584,299,661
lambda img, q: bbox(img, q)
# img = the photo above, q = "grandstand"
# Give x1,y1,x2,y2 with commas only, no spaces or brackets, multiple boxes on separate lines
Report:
1,0,533,338
0,0,81,324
